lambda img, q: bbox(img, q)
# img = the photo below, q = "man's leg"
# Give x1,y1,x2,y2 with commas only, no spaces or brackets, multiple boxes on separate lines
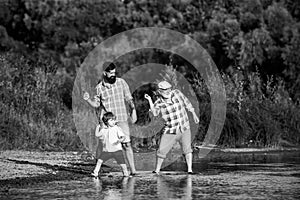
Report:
122,143,136,174
93,142,104,177
155,133,177,173
93,151,110,176
185,153,193,173
118,121,136,174
181,129,193,173
95,139,103,160
120,164,129,176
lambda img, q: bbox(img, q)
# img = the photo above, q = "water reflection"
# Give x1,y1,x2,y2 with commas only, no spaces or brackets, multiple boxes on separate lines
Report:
92,178,102,195
3,150,300,200
157,175,192,200
121,176,135,199
90,174,194,200
92,176,136,199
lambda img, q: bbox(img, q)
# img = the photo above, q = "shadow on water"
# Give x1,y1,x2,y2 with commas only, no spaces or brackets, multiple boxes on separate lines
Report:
2,150,300,199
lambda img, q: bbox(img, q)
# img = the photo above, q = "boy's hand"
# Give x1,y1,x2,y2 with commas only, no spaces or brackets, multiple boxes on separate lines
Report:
83,92,90,101
113,140,120,145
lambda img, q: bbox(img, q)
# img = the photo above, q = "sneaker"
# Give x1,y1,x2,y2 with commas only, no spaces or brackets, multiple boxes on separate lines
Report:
187,171,195,175
152,171,160,175
130,173,137,176
123,171,130,177
91,172,98,177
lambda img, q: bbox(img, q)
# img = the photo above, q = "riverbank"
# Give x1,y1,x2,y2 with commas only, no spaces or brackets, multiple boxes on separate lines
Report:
1,147,299,192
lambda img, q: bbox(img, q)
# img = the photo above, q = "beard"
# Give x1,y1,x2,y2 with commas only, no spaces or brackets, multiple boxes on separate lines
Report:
104,75,117,84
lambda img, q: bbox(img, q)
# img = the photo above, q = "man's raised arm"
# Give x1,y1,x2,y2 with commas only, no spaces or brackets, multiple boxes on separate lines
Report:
83,92,101,108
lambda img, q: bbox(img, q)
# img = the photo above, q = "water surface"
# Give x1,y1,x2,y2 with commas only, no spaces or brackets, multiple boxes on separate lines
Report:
2,150,300,200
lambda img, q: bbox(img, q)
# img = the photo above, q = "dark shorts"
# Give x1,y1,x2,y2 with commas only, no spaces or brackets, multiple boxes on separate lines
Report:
95,140,103,159
98,150,125,164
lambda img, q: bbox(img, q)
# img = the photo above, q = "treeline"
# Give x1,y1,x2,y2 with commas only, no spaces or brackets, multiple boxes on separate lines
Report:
0,0,299,150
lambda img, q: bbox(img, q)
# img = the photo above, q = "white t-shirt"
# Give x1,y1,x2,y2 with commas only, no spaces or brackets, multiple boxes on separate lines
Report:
95,125,125,152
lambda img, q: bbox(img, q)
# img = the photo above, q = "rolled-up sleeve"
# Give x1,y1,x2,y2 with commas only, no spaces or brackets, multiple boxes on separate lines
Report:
152,100,161,116
94,85,102,107
121,79,133,102
176,89,195,112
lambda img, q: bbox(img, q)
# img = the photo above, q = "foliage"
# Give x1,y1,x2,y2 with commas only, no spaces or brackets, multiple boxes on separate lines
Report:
0,0,300,149
0,52,82,150
214,70,300,147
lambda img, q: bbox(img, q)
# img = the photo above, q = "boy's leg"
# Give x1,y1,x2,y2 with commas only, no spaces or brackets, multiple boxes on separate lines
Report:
154,157,164,173
95,139,103,159
93,151,110,176
92,159,103,177
113,150,129,176
118,121,136,174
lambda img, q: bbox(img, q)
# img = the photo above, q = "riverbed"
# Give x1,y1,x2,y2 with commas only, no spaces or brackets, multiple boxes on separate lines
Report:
1,149,299,199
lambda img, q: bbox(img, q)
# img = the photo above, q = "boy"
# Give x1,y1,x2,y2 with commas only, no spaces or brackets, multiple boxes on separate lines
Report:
91,112,129,177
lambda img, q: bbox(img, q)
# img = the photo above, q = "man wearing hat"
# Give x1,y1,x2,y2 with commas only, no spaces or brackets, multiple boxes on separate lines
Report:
83,62,137,176
144,80,199,174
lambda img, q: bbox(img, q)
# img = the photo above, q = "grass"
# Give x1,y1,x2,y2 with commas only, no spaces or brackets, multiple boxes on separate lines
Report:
0,52,299,151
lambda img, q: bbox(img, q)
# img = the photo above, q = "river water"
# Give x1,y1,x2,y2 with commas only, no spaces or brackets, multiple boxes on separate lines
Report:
3,150,300,199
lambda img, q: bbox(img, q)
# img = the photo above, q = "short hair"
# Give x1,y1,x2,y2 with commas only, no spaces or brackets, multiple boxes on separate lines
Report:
103,61,116,72
102,112,116,125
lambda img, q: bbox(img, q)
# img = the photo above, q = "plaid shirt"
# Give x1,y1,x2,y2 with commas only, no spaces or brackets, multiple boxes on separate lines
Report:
153,89,195,134
95,78,132,121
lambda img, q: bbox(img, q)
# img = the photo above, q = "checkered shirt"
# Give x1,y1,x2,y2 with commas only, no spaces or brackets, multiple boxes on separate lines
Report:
95,78,132,121
153,89,195,134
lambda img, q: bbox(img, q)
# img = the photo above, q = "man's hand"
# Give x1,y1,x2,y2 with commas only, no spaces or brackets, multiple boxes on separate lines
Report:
131,109,137,123
193,112,199,124
144,94,151,101
83,92,90,101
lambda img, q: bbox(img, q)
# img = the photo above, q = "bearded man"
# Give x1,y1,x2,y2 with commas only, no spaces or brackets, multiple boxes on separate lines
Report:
83,62,137,175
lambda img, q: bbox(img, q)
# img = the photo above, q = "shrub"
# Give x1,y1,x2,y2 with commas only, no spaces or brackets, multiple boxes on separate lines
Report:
214,70,300,148
0,52,82,150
